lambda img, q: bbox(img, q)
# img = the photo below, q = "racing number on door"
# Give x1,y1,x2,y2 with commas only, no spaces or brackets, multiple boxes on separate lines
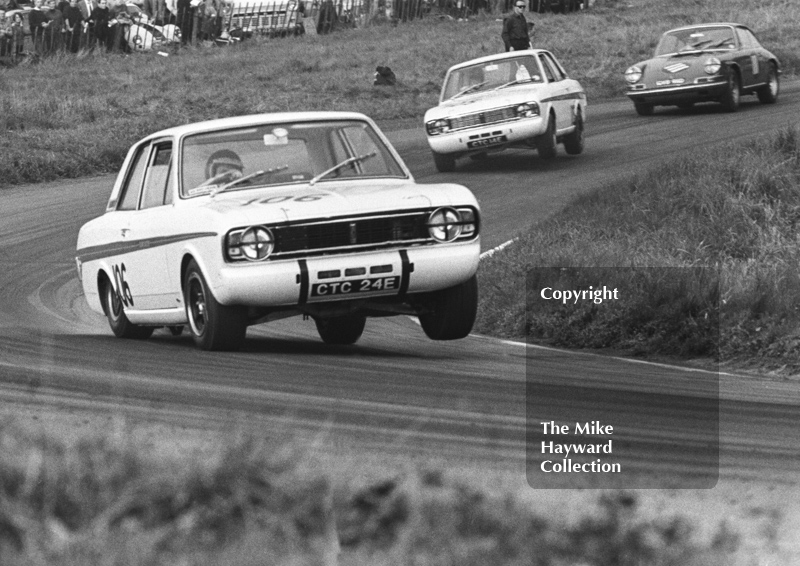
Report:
112,263,134,307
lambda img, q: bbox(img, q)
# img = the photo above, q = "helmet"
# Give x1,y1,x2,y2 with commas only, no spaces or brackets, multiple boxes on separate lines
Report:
205,149,244,179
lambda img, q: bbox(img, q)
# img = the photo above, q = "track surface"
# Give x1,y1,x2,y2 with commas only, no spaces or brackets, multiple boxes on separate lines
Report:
1,83,799,486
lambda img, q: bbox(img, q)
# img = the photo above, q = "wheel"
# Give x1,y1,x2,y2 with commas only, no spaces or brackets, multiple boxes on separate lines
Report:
720,68,740,112
418,274,478,341
184,259,247,351
757,63,779,104
101,277,154,339
314,315,366,345
432,151,456,173
535,114,557,160
563,108,584,155
634,102,654,116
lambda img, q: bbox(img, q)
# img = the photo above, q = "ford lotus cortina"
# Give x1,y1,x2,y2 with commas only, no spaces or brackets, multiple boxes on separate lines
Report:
424,49,587,172
76,112,481,351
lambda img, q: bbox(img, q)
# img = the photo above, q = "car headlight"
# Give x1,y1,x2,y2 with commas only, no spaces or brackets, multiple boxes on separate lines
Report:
514,102,540,118
427,207,463,242
704,57,721,74
426,118,451,136
227,226,275,261
624,65,643,84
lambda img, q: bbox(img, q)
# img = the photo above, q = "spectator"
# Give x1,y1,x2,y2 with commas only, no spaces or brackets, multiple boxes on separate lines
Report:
63,0,84,51
78,0,98,45
43,0,65,53
108,0,132,52
501,0,531,52
8,11,26,54
29,0,49,54
88,0,112,50
176,0,193,43
142,0,166,24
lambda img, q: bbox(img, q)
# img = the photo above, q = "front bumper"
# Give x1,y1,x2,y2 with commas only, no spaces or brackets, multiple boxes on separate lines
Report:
626,78,727,106
427,116,546,156
212,241,481,307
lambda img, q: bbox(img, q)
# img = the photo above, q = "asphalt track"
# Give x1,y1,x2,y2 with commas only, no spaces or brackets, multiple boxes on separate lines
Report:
1,82,799,488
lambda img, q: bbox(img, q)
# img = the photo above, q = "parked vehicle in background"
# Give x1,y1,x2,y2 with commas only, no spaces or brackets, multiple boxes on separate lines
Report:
529,0,583,13
223,0,302,36
424,49,587,172
75,112,481,351
124,11,181,50
624,22,780,115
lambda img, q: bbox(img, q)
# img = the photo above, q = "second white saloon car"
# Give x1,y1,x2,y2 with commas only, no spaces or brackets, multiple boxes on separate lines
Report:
424,49,587,172
76,112,481,351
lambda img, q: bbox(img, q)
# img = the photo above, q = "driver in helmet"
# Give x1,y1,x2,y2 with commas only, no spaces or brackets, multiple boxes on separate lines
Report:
202,149,245,188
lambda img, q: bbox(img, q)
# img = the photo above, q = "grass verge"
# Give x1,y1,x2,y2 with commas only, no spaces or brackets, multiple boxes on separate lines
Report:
1,0,799,187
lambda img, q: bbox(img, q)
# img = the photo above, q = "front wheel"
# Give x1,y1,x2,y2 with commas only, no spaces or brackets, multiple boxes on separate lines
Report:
720,69,740,112
757,63,779,104
314,315,367,345
432,150,456,173
184,259,247,351
535,114,557,160
563,108,584,155
101,277,154,339
418,275,478,341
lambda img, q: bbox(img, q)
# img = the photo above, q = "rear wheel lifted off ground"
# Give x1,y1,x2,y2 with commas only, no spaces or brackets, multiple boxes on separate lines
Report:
634,102,654,116
563,108,584,155
720,69,741,112
757,63,779,104
314,315,367,345
101,276,154,339
184,259,247,351
536,114,557,159
432,151,456,173
419,274,478,340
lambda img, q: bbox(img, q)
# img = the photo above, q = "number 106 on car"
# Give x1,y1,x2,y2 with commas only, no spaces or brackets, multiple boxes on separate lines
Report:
311,276,401,297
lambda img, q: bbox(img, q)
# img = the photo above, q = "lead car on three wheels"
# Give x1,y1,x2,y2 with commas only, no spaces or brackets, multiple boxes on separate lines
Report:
75,112,481,351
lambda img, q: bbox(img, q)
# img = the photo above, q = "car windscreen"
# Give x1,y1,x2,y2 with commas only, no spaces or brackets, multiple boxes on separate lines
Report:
655,26,737,57
180,120,406,198
442,55,543,100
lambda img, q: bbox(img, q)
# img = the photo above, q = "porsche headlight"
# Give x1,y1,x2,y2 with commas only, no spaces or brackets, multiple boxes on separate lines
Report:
426,118,451,136
704,57,721,74
514,102,540,118
624,65,643,84
427,207,462,242
227,226,275,261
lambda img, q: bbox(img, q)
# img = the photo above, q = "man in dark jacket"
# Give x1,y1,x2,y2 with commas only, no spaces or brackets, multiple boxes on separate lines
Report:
501,0,531,52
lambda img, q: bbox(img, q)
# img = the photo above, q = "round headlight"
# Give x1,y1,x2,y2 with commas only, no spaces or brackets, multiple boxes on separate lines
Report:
428,207,462,242
426,119,451,136
515,102,540,118
624,65,643,84
704,57,721,75
240,227,274,260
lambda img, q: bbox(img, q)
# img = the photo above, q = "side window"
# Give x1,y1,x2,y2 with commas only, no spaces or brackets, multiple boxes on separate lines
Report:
738,29,759,49
538,54,556,83
543,54,566,81
117,144,149,211
140,142,173,209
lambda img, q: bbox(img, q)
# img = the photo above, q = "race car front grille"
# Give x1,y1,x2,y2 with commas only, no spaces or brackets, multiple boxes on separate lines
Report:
449,106,518,132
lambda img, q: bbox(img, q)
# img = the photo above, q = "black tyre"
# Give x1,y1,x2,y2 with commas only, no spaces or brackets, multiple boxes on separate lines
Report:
101,277,154,340
419,274,478,341
563,108,584,155
720,68,740,112
314,315,367,345
757,63,779,104
634,102,654,116
535,114,557,160
432,151,456,173
184,259,247,351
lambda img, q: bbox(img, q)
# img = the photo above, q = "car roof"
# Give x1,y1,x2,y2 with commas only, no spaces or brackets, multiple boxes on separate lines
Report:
141,111,374,141
447,49,552,72
664,22,751,34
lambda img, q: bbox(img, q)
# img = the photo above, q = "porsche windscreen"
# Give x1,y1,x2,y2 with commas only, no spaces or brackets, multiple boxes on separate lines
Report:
442,55,543,101
654,26,737,57
181,120,406,198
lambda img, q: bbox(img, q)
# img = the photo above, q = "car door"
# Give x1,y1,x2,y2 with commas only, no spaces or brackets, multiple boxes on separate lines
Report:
731,26,758,89
538,51,571,132
119,138,179,312
737,27,767,87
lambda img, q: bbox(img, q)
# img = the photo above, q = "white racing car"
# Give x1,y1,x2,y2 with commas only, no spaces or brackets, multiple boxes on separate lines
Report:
424,49,587,172
75,112,481,351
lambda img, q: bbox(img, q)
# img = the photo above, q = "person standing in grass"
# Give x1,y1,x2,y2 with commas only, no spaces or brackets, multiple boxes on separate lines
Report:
88,0,112,50
501,0,532,52
63,0,84,52
43,0,65,53
29,0,50,55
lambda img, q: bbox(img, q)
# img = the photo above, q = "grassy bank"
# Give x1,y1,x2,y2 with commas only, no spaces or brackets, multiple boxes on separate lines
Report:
1,0,799,187
476,126,800,373
0,420,751,566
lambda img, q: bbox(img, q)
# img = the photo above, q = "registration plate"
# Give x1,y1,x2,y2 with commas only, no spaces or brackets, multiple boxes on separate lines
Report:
467,135,507,148
311,276,400,297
